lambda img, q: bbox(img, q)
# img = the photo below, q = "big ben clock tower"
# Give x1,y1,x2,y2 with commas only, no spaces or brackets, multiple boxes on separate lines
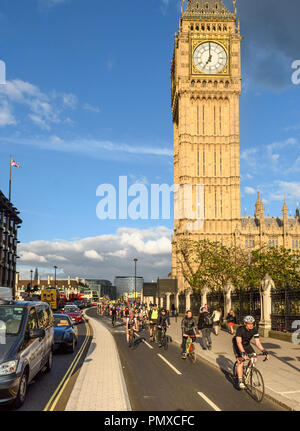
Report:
171,0,242,290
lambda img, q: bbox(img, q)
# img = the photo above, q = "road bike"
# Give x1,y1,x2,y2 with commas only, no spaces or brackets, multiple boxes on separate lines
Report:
112,315,117,327
141,316,149,331
185,335,197,363
158,326,170,350
128,325,136,348
233,354,267,403
149,322,158,343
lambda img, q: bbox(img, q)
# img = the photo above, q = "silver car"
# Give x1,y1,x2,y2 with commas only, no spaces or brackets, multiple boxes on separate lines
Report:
0,300,54,408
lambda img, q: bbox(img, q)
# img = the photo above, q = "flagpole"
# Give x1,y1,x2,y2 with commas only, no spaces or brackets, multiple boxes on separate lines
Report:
9,155,12,202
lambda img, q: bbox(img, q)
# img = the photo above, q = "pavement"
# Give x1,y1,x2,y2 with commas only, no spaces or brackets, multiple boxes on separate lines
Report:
65,310,131,411
167,317,300,411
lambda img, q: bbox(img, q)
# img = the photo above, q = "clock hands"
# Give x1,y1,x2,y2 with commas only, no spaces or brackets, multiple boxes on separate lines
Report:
205,42,212,67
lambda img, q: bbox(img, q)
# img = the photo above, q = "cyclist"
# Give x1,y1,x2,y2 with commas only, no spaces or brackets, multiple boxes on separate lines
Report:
233,315,269,389
181,310,198,359
157,308,171,348
140,306,148,329
110,305,117,326
148,304,159,342
133,308,140,332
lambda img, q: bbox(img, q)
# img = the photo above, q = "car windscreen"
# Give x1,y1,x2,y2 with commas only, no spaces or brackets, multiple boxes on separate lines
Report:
65,307,79,313
0,306,25,336
54,316,71,327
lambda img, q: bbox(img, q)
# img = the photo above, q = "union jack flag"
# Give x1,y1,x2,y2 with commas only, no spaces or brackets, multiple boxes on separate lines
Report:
11,158,21,168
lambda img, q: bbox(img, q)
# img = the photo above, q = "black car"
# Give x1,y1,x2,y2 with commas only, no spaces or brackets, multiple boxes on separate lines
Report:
0,300,54,408
53,314,78,353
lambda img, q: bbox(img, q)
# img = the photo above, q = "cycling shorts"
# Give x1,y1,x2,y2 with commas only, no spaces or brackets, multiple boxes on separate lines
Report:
233,342,256,359
149,320,157,328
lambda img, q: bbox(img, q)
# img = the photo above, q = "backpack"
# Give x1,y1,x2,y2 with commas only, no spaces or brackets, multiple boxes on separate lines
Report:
204,313,214,326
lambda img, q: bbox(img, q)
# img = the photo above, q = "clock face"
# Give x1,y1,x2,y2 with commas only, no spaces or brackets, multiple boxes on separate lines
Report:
193,42,227,74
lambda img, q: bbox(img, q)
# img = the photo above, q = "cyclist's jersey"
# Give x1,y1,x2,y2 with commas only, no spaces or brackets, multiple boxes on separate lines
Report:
111,308,117,316
150,309,159,321
233,325,260,348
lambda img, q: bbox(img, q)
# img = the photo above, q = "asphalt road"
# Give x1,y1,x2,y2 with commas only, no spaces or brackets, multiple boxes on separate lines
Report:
0,314,92,412
86,309,286,412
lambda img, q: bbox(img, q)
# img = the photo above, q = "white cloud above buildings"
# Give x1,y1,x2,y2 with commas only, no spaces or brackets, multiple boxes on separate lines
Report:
18,226,172,282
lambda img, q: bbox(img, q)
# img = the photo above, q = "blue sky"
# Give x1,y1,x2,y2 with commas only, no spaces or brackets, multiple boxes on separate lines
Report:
0,0,300,281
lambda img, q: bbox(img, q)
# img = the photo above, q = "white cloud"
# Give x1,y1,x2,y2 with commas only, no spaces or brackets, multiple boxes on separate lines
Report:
1,135,172,160
0,79,74,130
83,103,100,113
62,93,78,109
17,227,172,282
84,250,104,261
0,100,16,126
19,251,47,263
270,181,300,201
244,186,256,195
240,147,258,169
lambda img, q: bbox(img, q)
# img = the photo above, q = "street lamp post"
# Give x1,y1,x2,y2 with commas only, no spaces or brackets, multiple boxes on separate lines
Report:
54,265,58,289
134,258,138,305
30,270,33,292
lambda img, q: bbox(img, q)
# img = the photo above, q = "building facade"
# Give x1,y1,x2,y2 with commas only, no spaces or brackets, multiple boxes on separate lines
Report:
171,1,300,292
0,191,22,295
85,279,117,300
114,276,144,298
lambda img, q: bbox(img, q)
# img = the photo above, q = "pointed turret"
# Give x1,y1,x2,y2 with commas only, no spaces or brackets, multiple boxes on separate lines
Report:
282,196,288,220
183,0,236,20
255,192,264,220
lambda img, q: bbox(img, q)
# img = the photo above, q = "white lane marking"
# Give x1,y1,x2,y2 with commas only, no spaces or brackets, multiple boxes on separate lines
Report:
197,392,221,411
142,340,154,350
157,354,182,375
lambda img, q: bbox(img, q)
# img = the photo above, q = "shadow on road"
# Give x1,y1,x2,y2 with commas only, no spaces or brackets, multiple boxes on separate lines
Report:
216,354,238,390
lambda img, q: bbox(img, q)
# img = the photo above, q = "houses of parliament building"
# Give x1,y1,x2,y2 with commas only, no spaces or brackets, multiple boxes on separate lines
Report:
171,0,300,290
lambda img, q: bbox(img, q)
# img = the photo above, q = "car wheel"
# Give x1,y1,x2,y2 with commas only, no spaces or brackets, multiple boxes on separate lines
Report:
45,349,53,373
13,371,28,409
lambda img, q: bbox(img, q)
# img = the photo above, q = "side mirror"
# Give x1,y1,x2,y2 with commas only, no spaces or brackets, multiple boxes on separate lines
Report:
29,328,46,339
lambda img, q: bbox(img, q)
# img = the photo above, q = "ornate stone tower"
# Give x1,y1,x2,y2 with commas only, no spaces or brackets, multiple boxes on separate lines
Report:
171,0,242,290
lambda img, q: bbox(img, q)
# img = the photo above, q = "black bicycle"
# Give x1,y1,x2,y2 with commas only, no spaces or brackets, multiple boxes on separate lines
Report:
233,354,267,403
159,326,170,350
128,325,136,348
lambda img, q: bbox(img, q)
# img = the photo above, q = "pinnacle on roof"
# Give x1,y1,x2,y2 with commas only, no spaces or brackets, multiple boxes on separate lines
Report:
183,0,236,20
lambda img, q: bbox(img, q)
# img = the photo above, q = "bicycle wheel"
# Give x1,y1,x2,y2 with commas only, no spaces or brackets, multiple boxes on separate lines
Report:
163,335,168,351
129,330,134,348
249,368,265,403
233,361,238,378
189,344,196,364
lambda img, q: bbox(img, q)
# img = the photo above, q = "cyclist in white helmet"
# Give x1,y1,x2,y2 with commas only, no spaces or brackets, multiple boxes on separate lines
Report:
233,315,269,389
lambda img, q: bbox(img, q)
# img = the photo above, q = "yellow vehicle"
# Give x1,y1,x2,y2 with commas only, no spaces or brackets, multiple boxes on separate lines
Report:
41,288,61,311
